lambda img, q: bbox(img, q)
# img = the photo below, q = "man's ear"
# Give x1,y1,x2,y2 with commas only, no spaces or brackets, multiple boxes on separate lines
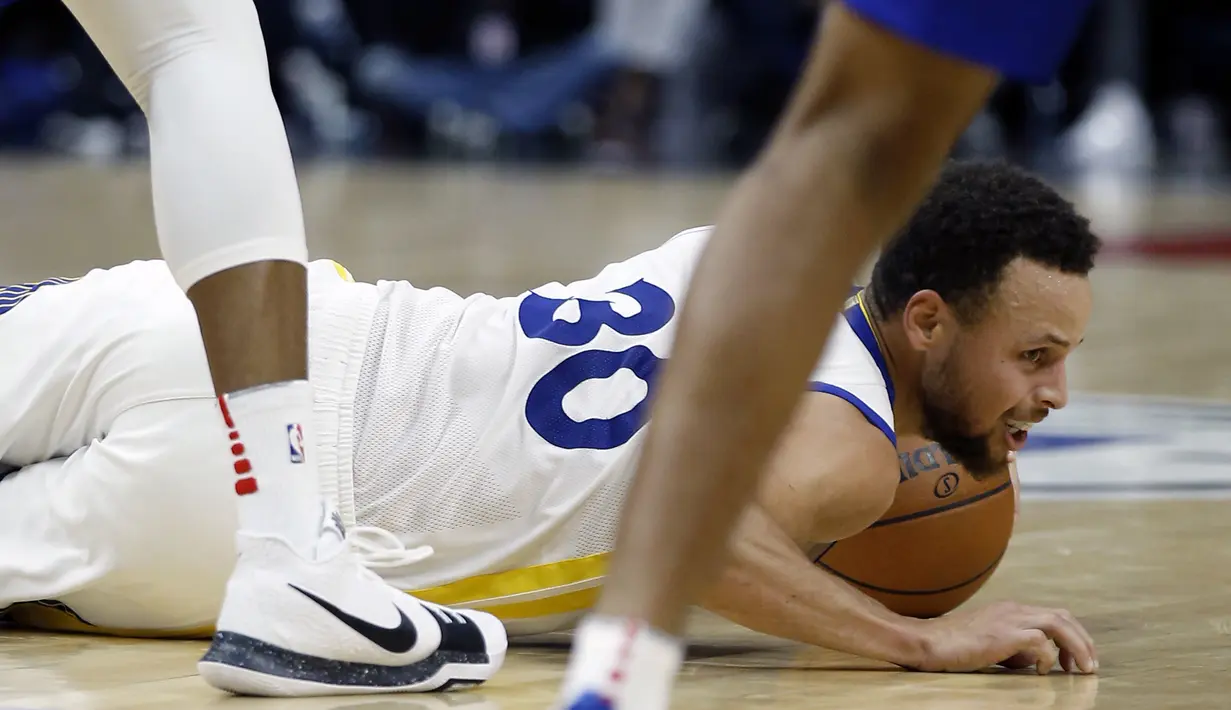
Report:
902,290,951,351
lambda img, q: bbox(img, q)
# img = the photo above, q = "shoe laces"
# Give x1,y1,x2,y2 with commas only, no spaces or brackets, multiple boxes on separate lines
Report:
345,525,435,573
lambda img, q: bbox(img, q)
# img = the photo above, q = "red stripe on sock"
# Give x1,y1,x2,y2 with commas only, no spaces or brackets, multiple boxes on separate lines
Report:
609,619,642,686
217,395,235,428
218,395,259,498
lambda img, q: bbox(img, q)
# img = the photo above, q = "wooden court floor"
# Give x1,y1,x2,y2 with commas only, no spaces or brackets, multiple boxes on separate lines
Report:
1,161,1230,709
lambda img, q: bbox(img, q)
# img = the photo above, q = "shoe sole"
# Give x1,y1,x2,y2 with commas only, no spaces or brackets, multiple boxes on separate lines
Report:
197,631,506,697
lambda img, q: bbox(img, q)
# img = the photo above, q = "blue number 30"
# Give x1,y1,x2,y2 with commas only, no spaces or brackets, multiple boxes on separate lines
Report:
519,279,675,450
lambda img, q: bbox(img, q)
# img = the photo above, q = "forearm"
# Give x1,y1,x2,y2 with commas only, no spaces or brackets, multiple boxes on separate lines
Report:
701,505,926,667
595,4,995,633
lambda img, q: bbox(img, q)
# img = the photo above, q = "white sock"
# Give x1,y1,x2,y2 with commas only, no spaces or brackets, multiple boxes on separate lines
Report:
219,380,321,559
558,615,684,710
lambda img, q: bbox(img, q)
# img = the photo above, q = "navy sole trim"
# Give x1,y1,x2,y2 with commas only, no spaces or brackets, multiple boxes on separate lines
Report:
200,631,490,690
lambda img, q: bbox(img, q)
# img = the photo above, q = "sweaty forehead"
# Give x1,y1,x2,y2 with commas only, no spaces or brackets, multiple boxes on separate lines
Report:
988,259,1091,336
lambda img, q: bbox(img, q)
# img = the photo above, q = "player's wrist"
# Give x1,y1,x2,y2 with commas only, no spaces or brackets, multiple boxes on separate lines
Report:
879,617,931,669
823,603,932,669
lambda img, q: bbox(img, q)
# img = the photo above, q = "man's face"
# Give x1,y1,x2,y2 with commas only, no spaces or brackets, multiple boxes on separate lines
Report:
915,259,1093,477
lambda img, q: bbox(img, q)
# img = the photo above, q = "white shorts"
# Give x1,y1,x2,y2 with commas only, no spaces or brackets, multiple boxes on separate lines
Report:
0,260,374,636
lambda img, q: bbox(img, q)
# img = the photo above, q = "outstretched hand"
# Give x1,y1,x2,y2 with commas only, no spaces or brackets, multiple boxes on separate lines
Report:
908,600,1098,675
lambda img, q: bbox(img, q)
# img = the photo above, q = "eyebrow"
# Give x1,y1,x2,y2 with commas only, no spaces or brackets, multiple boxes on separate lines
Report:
1041,333,1083,348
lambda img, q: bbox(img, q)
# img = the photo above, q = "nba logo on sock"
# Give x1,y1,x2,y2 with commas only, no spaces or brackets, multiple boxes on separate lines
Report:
287,423,305,464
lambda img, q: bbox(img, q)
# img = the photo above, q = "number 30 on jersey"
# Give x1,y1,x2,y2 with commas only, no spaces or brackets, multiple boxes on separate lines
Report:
519,280,675,451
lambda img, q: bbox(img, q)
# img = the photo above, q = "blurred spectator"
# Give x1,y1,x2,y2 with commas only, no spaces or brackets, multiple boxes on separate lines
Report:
677,0,819,166
0,0,84,150
344,0,707,165
588,0,707,166
1150,0,1231,178
0,0,372,158
1056,0,1156,176
346,0,612,159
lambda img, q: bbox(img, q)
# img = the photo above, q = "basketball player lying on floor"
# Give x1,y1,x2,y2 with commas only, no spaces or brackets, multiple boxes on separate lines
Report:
0,161,1099,676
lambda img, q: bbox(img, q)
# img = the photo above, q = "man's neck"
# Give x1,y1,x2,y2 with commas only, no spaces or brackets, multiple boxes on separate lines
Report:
862,289,925,439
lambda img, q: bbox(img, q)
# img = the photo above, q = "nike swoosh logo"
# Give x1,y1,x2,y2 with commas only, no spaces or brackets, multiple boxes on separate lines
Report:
289,584,420,654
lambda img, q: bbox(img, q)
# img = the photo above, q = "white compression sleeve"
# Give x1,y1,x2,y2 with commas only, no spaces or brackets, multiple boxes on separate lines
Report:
61,0,308,290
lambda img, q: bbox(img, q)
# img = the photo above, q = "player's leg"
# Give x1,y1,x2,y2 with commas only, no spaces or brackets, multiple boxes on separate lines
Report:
557,2,1094,709
0,259,508,693
57,0,320,559
52,0,440,691
0,394,508,692
0,262,235,633
0,399,239,636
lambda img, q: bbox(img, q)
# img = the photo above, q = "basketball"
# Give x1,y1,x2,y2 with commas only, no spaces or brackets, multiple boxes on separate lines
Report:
815,434,1016,618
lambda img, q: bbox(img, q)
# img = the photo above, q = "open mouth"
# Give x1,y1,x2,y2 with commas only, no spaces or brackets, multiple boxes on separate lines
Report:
1005,419,1032,451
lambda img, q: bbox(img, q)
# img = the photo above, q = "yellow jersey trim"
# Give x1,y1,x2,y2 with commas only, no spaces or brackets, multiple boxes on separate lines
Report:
329,260,355,283
855,291,888,357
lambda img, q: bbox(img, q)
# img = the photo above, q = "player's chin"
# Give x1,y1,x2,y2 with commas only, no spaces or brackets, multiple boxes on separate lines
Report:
967,430,1013,480
992,438,1015,473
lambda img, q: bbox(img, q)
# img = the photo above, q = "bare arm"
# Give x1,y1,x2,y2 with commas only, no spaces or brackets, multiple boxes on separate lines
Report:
702,499,1099,674
703,501,927,666
700,395,1099,674
701,393,920,664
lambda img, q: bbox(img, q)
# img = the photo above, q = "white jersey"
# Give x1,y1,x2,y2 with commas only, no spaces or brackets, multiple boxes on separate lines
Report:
0,228,893,638
324,227,896,634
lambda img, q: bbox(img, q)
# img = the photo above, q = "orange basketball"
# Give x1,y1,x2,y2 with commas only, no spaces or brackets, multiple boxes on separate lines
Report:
815,434,1015,618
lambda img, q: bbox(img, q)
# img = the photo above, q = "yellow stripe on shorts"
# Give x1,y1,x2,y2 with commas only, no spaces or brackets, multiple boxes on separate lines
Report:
410,553,609,621
2,552,611,637
2,601,213,639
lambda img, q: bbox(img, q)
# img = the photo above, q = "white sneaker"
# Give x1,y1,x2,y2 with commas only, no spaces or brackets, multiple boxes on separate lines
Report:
198,506,507,696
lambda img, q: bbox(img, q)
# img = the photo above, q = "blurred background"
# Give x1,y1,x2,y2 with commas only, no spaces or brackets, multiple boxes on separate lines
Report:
1,0,1227,178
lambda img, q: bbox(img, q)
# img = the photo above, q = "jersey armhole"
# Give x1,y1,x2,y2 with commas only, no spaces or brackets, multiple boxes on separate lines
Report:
808,382,896,446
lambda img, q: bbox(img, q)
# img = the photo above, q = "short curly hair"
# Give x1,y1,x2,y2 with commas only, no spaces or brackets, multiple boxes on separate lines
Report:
868,160,1101,322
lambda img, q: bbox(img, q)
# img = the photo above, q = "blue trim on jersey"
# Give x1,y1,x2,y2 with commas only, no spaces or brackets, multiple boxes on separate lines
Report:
842,291,895,405
0,277,76,316
843,0,1094,83
809,382,896,446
